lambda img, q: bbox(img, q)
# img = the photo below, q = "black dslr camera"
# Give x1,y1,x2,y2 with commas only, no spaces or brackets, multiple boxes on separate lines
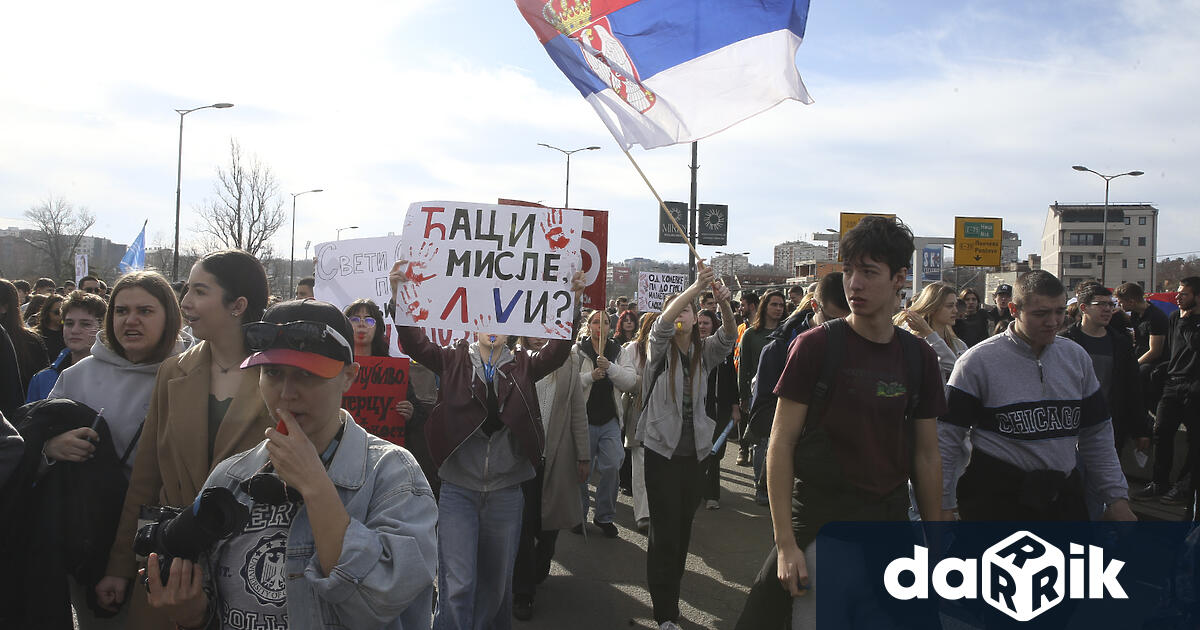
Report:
134,487,249,586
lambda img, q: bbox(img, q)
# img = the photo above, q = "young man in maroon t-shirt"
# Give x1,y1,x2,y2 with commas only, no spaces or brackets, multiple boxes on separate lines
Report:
764,216,947,628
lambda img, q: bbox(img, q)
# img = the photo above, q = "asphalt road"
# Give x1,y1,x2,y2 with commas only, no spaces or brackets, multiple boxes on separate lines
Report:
515,447,774,629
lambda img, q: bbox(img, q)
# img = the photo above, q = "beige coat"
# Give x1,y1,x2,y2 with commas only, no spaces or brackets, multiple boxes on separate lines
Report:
540,350,590,531
106,341,274,629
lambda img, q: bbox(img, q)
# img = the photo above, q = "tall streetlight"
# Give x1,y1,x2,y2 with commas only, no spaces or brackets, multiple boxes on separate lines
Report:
714,250,750,285
290,189,324,296
1072,165,1144,288
537,143,601,207
172,102,234,281
336,226,358,240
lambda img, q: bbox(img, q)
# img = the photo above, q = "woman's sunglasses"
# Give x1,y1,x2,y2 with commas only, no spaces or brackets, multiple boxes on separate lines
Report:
349,316,377,327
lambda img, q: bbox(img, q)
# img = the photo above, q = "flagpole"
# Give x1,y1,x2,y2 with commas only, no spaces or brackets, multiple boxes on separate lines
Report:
620,149,703,265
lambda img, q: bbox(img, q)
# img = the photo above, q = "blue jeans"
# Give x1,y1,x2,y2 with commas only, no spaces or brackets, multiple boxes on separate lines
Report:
434,481,524,630
580,418,624,524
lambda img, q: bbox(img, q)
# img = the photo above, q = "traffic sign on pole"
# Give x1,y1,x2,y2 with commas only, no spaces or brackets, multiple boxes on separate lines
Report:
954,217,1002,267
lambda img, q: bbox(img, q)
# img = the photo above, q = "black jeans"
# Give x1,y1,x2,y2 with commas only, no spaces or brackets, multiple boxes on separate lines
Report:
645,449,704,624
512,464,559,598
1152,380,1200,487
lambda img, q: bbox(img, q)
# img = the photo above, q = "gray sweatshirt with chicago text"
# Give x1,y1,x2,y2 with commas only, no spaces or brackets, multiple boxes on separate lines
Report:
938,327,1128,511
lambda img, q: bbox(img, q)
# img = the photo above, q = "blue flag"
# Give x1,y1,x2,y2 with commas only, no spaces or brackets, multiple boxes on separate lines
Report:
119,221,147,274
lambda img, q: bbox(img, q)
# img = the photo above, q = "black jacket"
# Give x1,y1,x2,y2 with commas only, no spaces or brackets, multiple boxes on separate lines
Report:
1062,324,1150,440
0,324,23,420
0,398,132,629
748,309,816,438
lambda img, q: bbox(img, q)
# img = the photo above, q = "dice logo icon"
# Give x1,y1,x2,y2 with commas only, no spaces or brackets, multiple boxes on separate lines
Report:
982,531,1064,621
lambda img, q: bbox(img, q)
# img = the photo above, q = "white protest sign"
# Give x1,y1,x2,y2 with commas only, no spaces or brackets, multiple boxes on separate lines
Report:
74,254,88,285
313,235,403,309
395,201,583,339
311,235,473,355
637,271,687,312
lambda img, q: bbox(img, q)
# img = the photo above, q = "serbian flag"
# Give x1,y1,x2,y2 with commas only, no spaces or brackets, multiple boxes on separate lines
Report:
517,0,813,150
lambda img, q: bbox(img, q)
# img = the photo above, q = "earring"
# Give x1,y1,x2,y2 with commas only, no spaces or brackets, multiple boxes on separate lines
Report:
232,312,240,317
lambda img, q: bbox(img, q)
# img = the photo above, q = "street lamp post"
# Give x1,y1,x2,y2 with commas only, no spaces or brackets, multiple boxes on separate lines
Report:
537,143,601,207
714,250,750,285
336,226,358,241
290,189,324,297
172,102,233,281
1072,165,1144,288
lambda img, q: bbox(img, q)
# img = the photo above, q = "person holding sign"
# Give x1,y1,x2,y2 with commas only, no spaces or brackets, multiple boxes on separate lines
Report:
389,261,586,630
344,299,415,422
636,263,736,630
575,309,637,538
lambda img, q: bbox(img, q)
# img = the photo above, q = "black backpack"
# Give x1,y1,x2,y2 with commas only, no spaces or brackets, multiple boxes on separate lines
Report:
792,318,926,482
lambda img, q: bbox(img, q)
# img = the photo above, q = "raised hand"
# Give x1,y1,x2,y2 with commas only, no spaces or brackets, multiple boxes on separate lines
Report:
399,283,429,323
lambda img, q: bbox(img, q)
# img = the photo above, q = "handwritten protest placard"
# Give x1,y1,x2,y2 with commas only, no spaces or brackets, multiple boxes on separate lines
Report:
637,272,687,312
313,235,403,310
497,201,609,312
394,201,584,339
342,356,410,446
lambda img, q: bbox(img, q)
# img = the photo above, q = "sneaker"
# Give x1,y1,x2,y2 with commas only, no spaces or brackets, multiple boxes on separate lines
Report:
1133,481,1166,499
513,594,533,621
570,523,585,535
594,519,619,538
636,517,650,534
705,499,720,510
1162,480,1191,505
659,621,683,630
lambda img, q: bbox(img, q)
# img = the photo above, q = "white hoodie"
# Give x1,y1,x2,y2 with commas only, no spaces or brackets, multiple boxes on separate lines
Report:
48,334,190,474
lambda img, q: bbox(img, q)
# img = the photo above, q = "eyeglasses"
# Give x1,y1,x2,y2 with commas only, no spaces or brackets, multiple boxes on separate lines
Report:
243,320,353,362
349,316,377,327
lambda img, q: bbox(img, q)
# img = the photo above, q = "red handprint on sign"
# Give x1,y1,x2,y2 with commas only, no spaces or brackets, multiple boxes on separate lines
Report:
399,283,429,323
539,208,572,251
404,243,440,285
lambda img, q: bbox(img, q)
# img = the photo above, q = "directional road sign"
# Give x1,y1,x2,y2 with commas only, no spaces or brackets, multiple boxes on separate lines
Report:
954,216,1002,267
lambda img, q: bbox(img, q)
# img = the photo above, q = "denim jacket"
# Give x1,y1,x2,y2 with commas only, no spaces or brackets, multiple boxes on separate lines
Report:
200,412,438,629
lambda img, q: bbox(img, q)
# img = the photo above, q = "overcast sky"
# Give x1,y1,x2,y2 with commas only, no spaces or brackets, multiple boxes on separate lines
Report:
2,0,1196,267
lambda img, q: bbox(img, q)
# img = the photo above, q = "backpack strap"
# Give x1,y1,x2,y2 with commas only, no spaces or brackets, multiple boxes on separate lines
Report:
803,318,847,433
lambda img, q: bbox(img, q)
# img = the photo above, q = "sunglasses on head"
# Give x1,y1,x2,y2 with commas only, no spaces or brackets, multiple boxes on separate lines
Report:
243,320,353,362
349,316,377,327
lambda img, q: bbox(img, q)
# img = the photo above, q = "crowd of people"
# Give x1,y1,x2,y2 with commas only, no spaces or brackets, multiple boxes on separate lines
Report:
0,218,1196,629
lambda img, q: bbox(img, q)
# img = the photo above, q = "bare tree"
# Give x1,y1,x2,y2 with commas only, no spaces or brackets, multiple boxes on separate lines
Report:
24,196,96,281
195,139,286,259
